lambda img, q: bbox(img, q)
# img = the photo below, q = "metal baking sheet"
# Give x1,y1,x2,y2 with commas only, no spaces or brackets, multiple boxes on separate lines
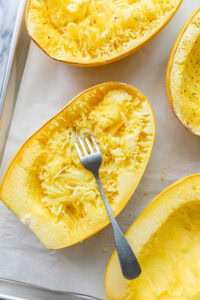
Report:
0,0,30,165
0,1,199,299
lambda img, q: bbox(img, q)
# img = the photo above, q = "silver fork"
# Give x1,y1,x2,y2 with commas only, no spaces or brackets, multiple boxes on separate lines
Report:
74,134,141,280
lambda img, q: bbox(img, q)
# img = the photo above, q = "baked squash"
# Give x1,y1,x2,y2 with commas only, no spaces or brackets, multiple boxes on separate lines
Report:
106,174,200,299
0,82,155,249
167,7,200,136
26,0,182,66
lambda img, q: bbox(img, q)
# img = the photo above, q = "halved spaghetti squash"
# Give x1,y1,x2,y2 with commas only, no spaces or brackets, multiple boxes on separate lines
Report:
167,7,200,135
0,82,155,249
106,174,200,299
26,0,182,66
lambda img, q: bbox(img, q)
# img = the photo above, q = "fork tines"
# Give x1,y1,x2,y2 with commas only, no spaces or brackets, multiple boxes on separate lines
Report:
74,134,100,158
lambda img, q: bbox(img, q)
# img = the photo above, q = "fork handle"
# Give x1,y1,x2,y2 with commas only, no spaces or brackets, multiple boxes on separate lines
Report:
95,175,141,280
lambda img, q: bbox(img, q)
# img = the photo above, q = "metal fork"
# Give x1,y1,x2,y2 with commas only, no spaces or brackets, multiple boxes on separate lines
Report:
74,134,141,280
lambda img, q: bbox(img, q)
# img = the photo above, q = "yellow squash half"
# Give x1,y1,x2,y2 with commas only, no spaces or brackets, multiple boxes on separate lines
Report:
26,0,182,66
106,174,200,299
167,7,200,136
0,82,155,249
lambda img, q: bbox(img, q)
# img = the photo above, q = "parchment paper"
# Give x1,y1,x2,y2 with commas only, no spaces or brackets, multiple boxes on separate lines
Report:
0,1,199,298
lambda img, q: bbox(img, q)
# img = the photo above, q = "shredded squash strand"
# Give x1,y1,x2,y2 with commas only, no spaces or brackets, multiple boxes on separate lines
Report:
25,87,153,230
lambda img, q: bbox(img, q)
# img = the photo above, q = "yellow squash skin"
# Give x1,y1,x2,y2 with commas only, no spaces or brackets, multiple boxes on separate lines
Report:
26,0,182,67
0,82,155,249
106,174,200,300
167,7,200,136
